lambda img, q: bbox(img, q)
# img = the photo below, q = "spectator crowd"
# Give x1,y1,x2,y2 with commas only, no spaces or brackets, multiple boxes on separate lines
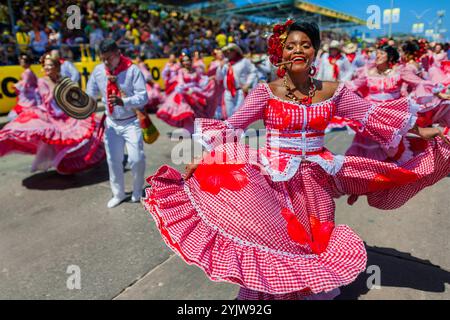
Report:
0,0,272,65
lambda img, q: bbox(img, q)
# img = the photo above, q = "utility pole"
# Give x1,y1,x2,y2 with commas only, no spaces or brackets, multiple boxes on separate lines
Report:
388,0,394,38
436,10,445,42
7,0,19,57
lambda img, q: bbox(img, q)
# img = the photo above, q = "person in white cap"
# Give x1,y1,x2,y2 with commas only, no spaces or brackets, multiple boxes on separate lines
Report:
317,40,352,82
215,43,257,119
86,39,148,208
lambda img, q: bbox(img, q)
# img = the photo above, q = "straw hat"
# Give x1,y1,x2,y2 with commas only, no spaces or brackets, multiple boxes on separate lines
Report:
53,78,97,119
222,43,243,56
329,40,341,50
250,54,262,64
343,43,358,54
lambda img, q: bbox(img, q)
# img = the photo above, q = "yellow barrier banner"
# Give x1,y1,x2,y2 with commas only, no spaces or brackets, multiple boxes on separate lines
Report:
0,57,213,114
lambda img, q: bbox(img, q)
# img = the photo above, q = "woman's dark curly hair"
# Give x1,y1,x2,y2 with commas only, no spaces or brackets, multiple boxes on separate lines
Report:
19,53,33,65
401,40,420,56
379,44,400,64
287,21,321,53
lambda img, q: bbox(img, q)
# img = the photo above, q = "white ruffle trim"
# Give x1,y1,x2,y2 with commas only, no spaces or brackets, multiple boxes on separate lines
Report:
193,119,245,152
386,95,420,150
258,152,345,182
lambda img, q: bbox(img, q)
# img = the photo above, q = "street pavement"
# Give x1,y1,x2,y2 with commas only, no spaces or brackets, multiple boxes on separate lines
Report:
0,114,449,300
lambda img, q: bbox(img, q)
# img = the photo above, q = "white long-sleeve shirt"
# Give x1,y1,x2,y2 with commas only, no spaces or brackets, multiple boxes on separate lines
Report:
61,60,81,83
317,53,353,82
216,58,258,92
86,63,148,121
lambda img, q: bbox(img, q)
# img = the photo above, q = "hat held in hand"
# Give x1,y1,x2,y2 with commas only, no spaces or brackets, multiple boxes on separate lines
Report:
53,78,97,119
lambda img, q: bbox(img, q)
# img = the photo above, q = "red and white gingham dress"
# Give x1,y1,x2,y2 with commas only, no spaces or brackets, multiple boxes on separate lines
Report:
344,64,450,164
157,69,216,129
142,83,450,300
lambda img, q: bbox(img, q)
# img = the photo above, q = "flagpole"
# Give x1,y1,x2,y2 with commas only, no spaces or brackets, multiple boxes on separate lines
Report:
388,0,394,38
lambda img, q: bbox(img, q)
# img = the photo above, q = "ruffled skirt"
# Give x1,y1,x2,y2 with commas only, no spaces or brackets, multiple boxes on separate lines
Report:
0,109,106,174
142,138,449,299
157,81,217,130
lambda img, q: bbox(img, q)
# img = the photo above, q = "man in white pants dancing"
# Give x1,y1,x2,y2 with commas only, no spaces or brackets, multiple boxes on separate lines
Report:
86,39,148,208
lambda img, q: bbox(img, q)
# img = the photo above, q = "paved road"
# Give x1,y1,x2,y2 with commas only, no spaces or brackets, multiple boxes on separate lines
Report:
0,115,448,299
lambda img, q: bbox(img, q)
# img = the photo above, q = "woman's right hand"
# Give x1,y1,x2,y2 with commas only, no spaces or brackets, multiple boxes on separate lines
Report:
437,92,450,100
416,126,450,145
184,162,199,180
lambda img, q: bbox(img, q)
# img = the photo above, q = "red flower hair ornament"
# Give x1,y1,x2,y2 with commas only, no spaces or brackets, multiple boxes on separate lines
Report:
268,19,294,78
376,38,389,49
415,39,428,62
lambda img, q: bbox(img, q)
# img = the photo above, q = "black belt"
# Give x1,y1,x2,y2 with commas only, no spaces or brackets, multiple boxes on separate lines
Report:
111,115,137,121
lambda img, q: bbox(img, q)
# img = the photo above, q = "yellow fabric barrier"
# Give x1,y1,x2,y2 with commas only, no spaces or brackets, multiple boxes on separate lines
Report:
0,56,213,114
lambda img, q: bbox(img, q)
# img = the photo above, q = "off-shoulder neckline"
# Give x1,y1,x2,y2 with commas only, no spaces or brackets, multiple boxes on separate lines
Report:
261,82,345,107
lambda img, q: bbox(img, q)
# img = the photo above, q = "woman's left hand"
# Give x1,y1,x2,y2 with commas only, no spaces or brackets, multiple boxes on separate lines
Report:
437,92,450,100
417,126,450,145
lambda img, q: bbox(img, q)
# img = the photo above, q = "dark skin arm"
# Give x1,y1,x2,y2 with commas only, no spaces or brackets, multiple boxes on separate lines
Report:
184,151,208,180
184,80,449,180
108,94,124,107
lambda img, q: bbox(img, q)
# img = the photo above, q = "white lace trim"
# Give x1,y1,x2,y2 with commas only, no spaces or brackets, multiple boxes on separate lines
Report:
259,153,300,182
307,154,345,175
387,95,420,149
262,82,345,108
268,135,325,152
360,103,378,128
258,151,345,182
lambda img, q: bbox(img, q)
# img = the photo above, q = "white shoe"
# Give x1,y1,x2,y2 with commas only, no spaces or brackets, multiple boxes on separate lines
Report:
130,195,141,203
107,195,127,208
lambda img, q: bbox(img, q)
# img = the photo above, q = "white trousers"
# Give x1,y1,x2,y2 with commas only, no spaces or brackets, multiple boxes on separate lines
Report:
104,117,146,199
223,89,245,119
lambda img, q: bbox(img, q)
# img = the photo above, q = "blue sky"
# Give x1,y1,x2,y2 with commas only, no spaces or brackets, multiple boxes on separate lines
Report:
232,0,449,40
307,0,449,38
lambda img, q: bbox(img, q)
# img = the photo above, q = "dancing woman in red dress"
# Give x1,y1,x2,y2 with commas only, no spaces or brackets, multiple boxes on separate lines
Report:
157,53,216,133
7,53,38,121
344,43,449,164
0,54,105,174
143,21,450,300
